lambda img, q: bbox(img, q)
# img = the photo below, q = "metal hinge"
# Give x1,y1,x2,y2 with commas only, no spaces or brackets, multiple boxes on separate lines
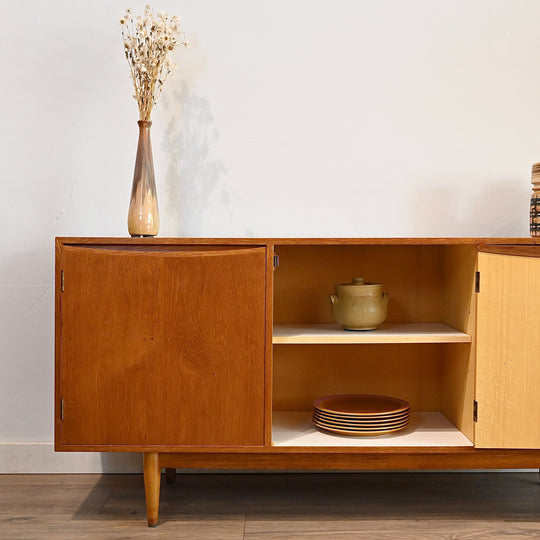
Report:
61,270,65,292
473,400,478,422
474,271,480,293
60,398,64,421
273,254,279,268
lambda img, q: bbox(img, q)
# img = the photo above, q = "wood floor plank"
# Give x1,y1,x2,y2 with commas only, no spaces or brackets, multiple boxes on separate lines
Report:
0,474,104,486
0,484,110,514
244,520,540,540
0,515,246,539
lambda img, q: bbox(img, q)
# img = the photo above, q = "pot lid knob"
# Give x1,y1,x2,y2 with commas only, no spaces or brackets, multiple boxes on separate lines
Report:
352,277,365,284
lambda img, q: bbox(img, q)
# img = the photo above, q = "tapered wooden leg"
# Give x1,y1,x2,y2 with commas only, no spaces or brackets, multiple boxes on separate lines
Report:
143,452,161,527
165,467,177,485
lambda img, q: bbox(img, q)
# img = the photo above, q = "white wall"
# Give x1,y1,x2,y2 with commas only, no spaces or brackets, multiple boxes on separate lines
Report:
1,0,538,472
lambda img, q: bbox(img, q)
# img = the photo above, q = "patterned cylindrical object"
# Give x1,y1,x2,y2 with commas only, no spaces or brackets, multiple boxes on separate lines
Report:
531,195,540,237
531,163,540,237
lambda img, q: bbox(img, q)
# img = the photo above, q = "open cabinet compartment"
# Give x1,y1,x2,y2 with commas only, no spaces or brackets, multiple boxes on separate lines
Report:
271,243,477,447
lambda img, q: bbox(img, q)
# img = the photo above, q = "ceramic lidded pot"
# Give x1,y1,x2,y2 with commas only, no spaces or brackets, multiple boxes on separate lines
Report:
329,277,389,330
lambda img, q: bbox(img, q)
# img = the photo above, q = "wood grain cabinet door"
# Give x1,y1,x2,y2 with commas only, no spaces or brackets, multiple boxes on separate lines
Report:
475,248,540,448
56,245,267,448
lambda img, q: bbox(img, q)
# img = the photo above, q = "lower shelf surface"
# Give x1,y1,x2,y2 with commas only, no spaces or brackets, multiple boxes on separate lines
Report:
272,411,473,447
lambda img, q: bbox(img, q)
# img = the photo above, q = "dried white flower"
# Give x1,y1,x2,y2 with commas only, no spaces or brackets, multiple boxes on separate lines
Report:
120,5,188,120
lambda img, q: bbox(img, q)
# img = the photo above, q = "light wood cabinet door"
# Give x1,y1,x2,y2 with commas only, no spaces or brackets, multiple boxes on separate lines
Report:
476,248,540,448
56,245,267,448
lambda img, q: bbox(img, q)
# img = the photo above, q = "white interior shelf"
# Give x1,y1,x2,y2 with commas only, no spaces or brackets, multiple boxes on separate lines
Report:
272,411,473,447
272,323,471,344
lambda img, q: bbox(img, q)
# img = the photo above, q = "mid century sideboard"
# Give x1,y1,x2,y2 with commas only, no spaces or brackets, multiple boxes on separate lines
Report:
54,237,540,526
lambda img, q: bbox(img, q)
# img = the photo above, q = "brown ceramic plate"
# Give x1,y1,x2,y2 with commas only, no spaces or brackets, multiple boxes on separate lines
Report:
313,416,409,431
312,410,410,427
313,422,409,437
313,408,410,424
313,394,410,416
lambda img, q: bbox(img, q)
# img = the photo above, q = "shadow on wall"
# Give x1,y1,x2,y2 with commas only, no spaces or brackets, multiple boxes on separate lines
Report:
407,180,527,237
159,83,229,236
100,452,142,473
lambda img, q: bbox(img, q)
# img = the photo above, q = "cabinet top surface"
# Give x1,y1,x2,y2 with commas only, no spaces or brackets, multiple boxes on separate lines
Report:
56,237,540,246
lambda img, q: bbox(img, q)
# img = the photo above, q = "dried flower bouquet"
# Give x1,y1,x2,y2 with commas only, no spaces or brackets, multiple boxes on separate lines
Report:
120,5,188,121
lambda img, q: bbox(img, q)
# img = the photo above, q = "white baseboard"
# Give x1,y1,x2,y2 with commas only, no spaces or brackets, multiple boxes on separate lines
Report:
0,443,142,473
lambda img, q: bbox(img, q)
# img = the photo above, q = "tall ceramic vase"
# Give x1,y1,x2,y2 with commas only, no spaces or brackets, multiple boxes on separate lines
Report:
128,120,159,237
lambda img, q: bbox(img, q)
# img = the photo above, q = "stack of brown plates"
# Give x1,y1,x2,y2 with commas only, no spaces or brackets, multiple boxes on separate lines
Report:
312,394,410,436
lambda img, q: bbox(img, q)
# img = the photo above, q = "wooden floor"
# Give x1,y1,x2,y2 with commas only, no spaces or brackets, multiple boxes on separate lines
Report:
0,472,539,539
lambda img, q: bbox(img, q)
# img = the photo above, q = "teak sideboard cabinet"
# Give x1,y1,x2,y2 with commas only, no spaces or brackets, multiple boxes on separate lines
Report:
55,238,540,526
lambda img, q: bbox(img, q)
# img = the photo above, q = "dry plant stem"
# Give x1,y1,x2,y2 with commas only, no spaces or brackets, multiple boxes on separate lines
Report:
121,5,188,121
